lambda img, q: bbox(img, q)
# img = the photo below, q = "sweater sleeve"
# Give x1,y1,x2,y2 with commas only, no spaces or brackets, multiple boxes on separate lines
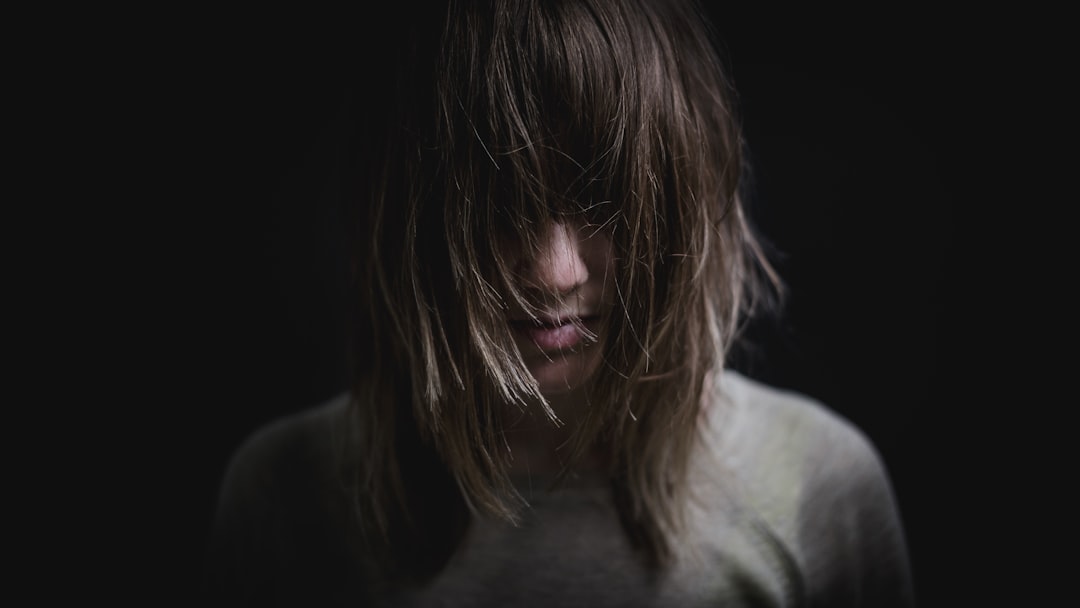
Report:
202,414,300,606
793,407,916,608
714,372,916,608
200,396,363,607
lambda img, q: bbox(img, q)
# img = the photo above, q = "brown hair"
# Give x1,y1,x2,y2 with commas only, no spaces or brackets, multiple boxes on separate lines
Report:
345,0,780,573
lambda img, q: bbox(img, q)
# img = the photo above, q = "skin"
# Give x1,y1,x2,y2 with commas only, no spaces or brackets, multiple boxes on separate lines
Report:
503,221,615,477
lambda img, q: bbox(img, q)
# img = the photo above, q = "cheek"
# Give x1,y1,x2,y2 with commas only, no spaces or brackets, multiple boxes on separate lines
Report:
581,232,615,278
488,232,528,297
583,236,617,310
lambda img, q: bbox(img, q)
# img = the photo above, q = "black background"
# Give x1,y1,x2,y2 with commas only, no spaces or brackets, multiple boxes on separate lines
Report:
69,4,1057,606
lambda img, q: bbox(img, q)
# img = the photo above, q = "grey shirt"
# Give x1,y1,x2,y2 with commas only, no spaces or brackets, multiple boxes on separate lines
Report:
205,371,915,606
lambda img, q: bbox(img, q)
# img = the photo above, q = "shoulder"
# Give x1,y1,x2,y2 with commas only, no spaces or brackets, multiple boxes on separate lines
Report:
215,392,350,505
204,392,356,602
699,370,915,606
704,368,900,528
709,369,883,488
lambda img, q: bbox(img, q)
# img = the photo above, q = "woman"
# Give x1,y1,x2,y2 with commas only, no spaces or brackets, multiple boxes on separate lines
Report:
205,1,915,605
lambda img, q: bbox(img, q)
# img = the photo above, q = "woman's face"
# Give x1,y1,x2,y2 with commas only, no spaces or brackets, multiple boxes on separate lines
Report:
506,221,615,396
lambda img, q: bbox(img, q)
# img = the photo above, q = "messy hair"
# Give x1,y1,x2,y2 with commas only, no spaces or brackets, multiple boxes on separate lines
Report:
345,0,780,573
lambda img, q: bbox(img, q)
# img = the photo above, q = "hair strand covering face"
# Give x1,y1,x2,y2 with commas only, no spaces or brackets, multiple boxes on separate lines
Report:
345,0,782,572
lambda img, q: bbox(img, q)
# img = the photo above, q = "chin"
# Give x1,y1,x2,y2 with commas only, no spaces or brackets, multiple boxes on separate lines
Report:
525,347,603,397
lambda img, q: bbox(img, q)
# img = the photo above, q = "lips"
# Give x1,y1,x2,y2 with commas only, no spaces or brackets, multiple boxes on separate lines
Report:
510,316,597,352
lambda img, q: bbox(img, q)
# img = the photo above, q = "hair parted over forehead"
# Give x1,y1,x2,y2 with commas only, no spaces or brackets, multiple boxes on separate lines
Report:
347,0,781,570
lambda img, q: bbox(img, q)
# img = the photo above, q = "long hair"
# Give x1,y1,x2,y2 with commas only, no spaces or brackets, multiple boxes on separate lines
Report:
345,0,780,574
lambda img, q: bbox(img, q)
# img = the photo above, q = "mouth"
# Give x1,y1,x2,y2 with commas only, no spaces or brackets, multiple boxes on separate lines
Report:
509,315,599,352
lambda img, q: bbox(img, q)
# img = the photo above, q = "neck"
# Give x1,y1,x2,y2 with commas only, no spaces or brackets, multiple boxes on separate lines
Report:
503,384,606,482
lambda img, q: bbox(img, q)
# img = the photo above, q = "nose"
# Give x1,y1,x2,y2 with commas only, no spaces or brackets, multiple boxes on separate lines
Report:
518,222,589,295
